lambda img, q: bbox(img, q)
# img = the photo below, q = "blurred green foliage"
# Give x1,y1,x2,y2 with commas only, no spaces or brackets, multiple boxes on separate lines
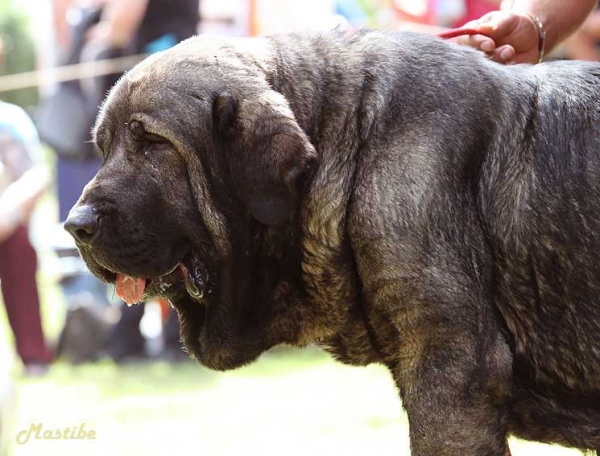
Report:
0,0,38,108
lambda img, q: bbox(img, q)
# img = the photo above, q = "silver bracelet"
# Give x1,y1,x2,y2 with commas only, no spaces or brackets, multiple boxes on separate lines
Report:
526,15,547,63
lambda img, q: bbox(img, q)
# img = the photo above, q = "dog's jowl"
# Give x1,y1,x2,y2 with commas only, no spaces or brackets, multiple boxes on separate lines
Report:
64,30,600,455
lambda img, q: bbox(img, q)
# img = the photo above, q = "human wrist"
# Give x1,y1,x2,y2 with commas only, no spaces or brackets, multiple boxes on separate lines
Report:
523,13,546,62
500,0,597,56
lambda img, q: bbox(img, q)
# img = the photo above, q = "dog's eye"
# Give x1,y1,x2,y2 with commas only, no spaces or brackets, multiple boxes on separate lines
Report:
143,136,171,156
127,120,170,154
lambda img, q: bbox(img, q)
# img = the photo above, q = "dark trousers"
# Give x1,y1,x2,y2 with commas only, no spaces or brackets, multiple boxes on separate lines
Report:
0,225,51,364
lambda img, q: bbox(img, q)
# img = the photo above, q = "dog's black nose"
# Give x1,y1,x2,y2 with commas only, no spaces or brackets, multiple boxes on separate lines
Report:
64,205,100,245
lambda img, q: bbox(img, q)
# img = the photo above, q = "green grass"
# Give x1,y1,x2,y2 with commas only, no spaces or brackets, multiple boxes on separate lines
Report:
2,346,586,456
5,349,409,456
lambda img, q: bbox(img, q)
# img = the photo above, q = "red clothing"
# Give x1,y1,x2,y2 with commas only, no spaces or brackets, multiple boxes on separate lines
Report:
453,0,499,27
0,225,52,364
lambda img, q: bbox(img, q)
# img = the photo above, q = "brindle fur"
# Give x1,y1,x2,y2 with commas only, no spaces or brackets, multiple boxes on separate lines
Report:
67,30,600,455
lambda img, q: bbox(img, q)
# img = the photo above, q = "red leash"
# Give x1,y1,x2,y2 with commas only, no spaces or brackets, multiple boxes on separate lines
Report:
436,27,483,40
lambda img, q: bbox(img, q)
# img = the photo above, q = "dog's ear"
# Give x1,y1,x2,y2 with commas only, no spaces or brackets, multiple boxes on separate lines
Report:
213,92,317,225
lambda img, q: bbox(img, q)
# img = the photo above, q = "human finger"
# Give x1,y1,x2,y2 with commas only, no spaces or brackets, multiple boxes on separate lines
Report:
490,44,516,63
455,33,497,53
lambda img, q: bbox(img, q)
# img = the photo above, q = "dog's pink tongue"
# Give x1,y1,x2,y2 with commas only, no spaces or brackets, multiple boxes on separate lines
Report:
115,274,146,306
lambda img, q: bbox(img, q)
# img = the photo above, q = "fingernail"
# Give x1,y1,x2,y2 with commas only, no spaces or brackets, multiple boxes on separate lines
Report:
480,41,494,52
500,48,513,61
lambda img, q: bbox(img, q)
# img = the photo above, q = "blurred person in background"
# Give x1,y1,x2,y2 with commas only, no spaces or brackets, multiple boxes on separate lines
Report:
49,0,200,224
450,0,500,28
49,0,199,363
390,0,499,35
0,99,52,377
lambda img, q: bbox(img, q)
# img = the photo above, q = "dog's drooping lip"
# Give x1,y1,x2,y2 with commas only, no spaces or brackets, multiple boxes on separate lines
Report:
98,252,210,306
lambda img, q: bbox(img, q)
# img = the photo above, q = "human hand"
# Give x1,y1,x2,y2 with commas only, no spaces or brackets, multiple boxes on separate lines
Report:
456,11,543,64
0,167,48,224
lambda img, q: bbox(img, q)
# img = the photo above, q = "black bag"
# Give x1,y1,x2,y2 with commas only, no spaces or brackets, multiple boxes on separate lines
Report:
56,304,114,364
36,84,96,160
36,7,102,161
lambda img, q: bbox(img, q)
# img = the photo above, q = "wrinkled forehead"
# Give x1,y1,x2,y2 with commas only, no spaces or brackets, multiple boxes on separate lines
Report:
94,36,273,145
94,66,209,147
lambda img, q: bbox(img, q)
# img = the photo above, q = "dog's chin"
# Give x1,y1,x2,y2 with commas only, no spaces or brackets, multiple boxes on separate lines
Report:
177,285,306,372
168,287,266,370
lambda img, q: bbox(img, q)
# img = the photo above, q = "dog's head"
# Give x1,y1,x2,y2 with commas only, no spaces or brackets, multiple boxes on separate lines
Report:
65,37,318,369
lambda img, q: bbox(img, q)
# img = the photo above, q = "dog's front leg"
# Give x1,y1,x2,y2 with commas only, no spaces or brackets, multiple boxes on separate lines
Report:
385,295,513,456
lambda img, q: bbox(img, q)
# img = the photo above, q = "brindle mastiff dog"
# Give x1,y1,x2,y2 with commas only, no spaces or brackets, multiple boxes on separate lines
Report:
64,30,600,455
